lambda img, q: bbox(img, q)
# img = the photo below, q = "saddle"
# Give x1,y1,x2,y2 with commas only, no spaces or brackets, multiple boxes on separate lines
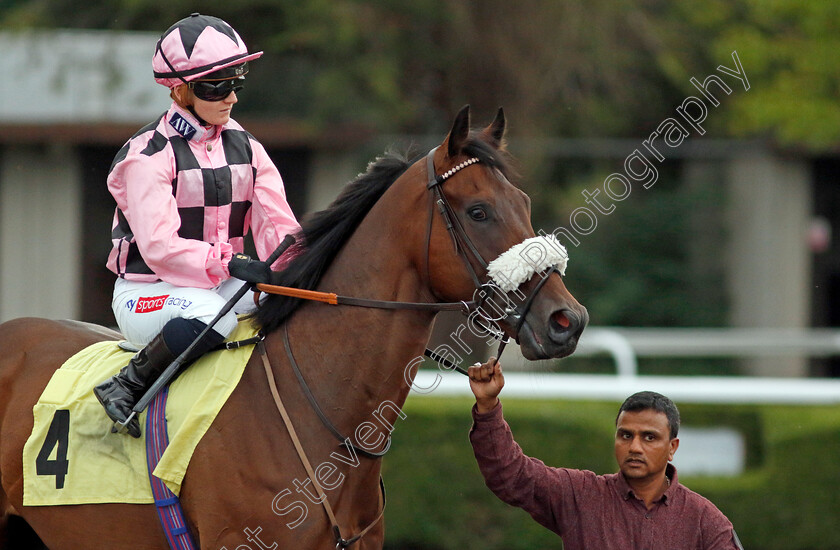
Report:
22,321,259,506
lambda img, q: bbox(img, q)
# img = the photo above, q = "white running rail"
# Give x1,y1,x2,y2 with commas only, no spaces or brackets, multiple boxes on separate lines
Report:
413,327,840,404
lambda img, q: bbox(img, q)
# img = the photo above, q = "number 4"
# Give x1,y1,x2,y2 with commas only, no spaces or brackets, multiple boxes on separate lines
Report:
36,409,70,489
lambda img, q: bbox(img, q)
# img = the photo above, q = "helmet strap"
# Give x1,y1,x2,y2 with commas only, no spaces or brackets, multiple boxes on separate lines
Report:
186,105,210,128
157,42,211,128
155,41,190,87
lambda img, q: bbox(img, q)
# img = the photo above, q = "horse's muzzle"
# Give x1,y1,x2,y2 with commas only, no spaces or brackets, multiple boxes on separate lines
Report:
547,306,588,354
514,305,588,360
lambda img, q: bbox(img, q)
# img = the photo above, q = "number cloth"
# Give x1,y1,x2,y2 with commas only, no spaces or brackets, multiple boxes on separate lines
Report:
22,321,259,506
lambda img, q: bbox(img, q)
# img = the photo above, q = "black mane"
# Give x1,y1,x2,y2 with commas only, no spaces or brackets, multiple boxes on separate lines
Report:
253,137,512,335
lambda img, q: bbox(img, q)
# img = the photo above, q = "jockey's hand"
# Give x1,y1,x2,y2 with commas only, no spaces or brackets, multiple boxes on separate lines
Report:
468,357,504,413
228,253,272,285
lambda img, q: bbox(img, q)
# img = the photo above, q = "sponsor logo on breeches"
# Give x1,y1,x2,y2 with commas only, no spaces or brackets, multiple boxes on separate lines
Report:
135,295,170,313
134,295,194,313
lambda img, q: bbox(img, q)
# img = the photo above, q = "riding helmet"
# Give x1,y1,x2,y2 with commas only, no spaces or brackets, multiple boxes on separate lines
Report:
152,13,263,88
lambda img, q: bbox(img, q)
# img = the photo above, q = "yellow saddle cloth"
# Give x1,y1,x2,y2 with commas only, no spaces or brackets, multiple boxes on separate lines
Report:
22,321,259,506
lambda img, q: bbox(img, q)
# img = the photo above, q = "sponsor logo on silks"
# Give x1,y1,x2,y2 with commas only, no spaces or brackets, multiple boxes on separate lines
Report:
169,112,197,140
166,296,193,310
135,295,170,313
126,299,136,311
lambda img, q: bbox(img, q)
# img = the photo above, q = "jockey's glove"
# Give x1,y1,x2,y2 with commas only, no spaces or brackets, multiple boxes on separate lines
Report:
228,253,272,285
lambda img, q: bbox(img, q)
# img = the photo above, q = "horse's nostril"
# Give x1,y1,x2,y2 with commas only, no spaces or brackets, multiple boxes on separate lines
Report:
552,310,570,329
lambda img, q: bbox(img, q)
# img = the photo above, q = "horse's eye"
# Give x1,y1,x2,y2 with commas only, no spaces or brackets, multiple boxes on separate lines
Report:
468,206,488,221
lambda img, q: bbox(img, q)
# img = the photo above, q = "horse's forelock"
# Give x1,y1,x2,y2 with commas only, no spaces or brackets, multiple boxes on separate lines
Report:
462,134,516,183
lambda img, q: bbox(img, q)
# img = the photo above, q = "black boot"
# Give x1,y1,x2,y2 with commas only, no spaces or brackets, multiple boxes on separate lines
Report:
93,333,176,438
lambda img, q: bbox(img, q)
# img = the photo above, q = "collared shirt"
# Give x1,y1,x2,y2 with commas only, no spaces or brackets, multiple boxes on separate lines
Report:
106,102,300,288
470,402,743,550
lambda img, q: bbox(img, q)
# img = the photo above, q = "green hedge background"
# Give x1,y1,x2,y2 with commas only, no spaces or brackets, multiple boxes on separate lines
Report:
380,395,840,550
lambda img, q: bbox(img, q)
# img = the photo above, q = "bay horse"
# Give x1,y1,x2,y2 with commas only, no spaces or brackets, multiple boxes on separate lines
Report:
0,106,587,549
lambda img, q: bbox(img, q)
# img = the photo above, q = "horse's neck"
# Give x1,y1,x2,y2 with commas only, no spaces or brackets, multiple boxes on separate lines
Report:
279,210,436,436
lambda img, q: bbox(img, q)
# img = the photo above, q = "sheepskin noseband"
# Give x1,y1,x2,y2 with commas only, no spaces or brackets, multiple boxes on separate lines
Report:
486,235,568,292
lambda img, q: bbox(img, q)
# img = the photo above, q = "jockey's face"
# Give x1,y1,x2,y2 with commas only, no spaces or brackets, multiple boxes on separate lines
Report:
171,83,239,127
191,90,238,127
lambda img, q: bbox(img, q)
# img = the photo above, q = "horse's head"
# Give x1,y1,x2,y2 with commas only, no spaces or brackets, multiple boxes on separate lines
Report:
255,105,586,360
421,106,588,360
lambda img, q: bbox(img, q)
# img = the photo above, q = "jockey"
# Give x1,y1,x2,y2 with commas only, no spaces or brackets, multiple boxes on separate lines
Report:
94,13,300,438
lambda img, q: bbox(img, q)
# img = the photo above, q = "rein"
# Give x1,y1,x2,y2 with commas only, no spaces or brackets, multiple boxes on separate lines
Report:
255,284,473,313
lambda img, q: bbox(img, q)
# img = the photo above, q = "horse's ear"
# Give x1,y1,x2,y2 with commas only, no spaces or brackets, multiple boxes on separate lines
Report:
483,107,506,149
447,104,471,158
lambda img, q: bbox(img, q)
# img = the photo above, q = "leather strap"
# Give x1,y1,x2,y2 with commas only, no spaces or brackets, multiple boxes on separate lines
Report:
258,342,385,548
255,283,473,313
337,295,469,312
283,325,391,459
510,266,560,336
425,147,487,289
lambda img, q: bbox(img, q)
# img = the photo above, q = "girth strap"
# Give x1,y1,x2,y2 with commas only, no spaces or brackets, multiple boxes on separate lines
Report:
258,342,386,548
146,388,198,550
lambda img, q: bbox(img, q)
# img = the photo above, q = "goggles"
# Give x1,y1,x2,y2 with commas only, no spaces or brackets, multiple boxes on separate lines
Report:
189,77,244,102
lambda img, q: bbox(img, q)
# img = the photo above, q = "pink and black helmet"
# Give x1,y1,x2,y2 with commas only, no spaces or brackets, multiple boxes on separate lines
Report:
152,13,263,88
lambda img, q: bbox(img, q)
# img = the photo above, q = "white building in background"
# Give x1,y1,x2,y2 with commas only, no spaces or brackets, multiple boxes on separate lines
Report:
0,29,170,124
0,30,167,323
0,30,833,378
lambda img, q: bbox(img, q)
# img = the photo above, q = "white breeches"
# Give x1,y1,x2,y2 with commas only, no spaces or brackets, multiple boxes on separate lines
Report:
112,278,257,347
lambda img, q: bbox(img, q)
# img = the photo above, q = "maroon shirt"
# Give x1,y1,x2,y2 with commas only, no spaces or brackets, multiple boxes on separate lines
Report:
470,402,743,550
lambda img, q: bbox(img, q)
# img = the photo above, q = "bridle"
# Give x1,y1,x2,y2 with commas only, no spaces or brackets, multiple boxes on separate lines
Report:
422,145,564,360
253,145,566,548
422,145,522,362
424,147,487,290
